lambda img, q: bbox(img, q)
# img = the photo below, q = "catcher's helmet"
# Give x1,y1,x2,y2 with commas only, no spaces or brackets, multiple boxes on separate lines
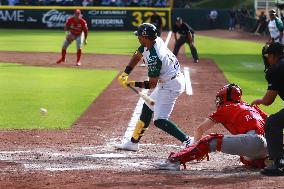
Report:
215,84,242,107
134,23,157,40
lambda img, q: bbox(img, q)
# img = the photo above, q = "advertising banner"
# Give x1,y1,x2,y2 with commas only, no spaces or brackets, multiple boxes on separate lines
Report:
0,8,170,30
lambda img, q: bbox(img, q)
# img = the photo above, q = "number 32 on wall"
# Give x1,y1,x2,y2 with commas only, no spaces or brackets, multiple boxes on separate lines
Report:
132,11,166,27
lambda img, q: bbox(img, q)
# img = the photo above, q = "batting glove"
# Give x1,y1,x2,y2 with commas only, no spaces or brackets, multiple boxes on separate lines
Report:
118,72,129,87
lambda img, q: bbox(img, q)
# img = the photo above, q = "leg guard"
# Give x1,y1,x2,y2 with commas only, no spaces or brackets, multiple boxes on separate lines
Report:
240,156,266,169
169,133,224,169
131,104,153,143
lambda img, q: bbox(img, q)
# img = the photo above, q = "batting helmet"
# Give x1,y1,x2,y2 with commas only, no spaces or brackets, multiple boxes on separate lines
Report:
215,84,242,107
134,23,157,40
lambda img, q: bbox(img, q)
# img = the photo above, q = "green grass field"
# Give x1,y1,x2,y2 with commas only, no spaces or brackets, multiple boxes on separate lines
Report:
0,63,117,129
0,29,139,54
0,29,283,129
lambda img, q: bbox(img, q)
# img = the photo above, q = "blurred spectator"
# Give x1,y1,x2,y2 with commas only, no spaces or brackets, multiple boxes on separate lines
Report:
228,8,237,31
252,11,267,36
130,0,138,6
8,0,18,5
0,0,169,6
267,9,284,44
208,9,218,29
239,6,250,29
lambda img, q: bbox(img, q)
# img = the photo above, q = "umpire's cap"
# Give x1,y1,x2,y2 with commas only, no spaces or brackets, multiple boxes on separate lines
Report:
263,42,284,55
134,23,157,40
176,17,182,22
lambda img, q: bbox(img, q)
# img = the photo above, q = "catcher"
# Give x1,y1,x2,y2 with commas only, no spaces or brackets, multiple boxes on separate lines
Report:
158,84,268,171
56,9,88,66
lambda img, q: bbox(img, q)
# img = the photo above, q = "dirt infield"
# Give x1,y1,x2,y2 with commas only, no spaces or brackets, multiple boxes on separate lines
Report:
0,30,283,189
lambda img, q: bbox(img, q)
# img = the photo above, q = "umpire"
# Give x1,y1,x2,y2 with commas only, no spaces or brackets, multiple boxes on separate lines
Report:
173,17,199,63
252,42,284,176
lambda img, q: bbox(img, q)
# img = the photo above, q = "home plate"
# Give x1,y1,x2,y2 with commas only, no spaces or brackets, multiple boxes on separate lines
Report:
86,153,127,158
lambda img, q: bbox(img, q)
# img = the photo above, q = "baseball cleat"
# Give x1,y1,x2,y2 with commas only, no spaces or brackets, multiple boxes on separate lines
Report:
56,58,66,64
157,159,181,171
76,62,81,66
114,141,139,151
183,136,195,148
261,158,284,176
194,59,199,63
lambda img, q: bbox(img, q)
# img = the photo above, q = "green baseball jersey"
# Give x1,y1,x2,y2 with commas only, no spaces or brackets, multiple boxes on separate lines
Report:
138,37,180,80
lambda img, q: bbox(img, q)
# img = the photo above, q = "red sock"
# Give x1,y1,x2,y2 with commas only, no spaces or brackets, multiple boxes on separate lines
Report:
62,49,66,60
77,49,82,63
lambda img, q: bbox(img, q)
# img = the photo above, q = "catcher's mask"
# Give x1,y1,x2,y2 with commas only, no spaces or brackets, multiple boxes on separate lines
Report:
134,23,157,40
262,42,284,72
215,84,242,107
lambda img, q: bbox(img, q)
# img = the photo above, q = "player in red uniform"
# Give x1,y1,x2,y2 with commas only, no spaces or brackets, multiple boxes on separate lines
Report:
56,9,88,66
158,84,268,171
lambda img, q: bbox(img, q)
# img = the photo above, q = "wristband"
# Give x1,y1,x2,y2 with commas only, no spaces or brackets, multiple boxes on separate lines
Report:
143,81,150,89
135,82,143,88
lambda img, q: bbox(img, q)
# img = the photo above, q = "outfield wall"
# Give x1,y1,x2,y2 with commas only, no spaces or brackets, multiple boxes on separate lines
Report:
0,6,257,31
0,6,171,30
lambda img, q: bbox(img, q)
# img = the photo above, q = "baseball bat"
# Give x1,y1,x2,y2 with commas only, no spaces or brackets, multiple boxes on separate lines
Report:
127,85,155,106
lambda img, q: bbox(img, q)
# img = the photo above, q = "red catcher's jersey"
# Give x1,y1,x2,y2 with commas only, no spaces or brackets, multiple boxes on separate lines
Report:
208,101,267,135
65,17,88,36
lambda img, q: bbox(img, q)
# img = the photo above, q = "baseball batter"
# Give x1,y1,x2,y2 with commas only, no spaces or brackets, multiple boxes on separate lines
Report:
56,9,88,66
158,84,268,171
115,23,193,151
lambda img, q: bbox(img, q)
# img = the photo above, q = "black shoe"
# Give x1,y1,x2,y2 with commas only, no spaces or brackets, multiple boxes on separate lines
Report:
194,60,199,63
261,159,284,176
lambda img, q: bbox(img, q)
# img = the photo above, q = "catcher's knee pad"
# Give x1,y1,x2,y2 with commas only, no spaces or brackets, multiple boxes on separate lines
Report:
240,156,266,169
169,133,224,169
131,104,153,143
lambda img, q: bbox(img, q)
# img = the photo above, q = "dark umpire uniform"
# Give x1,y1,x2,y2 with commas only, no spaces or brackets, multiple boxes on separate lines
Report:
150,11,162,37
173,17,199,63
252,42,284,176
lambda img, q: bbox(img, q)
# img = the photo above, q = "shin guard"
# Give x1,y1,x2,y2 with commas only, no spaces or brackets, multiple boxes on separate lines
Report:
131,103,153,143
131,120,147,143
169,133,224,169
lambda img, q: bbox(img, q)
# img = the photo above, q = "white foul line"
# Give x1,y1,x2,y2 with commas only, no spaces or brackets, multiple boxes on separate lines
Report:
165,31,172,46
121,31,173,141
183,67,193,95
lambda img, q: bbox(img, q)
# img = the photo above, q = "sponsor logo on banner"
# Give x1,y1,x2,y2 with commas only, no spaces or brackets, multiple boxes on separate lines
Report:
88,10,126,28
0,10,25,22
91,19,124,27
42,9,71,28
